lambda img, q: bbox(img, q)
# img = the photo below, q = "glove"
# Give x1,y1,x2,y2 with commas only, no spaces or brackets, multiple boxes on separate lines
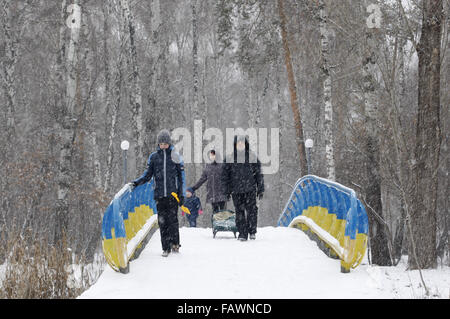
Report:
128,182,136,191
178,195,184,207
199,209,203,215
182,211,185,216
257,192,263,200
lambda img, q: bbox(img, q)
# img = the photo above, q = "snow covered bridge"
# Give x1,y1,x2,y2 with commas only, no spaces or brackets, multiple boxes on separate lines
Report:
79,175,376,298
80,226,384,299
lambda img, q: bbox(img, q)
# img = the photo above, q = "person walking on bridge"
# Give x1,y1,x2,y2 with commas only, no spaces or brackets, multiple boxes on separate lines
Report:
223,135,264,241
130,129,186,257
191,150,228,215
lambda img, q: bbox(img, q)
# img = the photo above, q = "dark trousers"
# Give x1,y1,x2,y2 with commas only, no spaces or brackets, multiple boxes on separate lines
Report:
186,214,197,227
232,192,257,239
212,201,226,213
156,196,180,251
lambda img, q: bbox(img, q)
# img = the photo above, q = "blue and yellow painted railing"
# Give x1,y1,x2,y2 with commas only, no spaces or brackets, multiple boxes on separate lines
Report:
277,175,369,273
102,181,158,273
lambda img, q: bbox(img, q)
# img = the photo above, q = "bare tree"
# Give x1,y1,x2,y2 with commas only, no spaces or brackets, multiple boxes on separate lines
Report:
0,0,26,143
191,0,202,181
409,0,443,270
103,2,124,193
277,0,308,175
118,0,144,171
317,0,336,181
54,0,81,245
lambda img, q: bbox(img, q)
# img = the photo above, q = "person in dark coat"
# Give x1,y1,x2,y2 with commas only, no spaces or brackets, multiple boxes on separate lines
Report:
223,135,264,241
130,129,186,257
191,150,228,214
182,187,203,227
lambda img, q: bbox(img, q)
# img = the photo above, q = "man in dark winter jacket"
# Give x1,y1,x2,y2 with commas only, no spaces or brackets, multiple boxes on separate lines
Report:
191,150,228,214
223,135,264,241
130,129,186,257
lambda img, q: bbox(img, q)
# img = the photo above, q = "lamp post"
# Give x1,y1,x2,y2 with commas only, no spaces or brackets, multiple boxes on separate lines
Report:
120,140,130,185
305,139,314,175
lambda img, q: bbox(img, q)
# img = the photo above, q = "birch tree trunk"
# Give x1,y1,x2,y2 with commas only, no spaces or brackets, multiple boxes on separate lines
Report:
54,0,81,246
151,0,161,63
361,30,392,266
192,0,200,122
56,0,67,104
409,0,443,270
103,1,113,192
66,0,81,116
277,0,308,175
104,52,123,193
91,132,102,189
318,0,336,181
75,7,95,184
118,0,144,172
0,0,20,142
202,55,208,128
174,4,189,127
144,0,162,154
276,63,285,214
191,0,201,181
246,73,254,127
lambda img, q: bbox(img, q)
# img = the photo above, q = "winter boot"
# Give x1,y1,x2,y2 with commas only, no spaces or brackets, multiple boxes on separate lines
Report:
162,250,170,257
249,234,256,240
172,244,180,253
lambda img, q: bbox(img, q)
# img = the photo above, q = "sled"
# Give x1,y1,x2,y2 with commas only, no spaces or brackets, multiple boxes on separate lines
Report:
212,209,237,238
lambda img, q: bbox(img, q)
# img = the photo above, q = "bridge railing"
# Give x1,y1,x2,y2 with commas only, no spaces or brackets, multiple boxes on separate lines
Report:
102,181,158,273
277,175,369,273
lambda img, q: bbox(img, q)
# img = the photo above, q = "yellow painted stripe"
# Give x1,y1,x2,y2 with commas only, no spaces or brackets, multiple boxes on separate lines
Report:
309,206,320,221
126,210,138,240
302,207,310,218
127,205,153,242
335,219,346,247
127,216,158,261
289,218,344,260
316,207,328,228
103,206,157,272
288,214,367,272
124,218,133,242
134,205,144,230
351,233,368,268
322,213,336,233
102,228,127,271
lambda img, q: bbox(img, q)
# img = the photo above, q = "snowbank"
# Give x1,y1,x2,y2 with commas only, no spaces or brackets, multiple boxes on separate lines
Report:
77,227,450,299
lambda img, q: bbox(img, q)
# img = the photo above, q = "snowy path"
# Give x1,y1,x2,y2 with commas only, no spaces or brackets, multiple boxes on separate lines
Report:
79,227,408,299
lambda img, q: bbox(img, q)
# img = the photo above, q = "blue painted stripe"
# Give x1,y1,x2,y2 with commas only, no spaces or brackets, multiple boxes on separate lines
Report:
102,179,157,241
278,175,368,237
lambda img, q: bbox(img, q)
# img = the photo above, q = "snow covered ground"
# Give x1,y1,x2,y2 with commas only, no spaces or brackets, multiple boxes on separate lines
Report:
78,227,449,299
